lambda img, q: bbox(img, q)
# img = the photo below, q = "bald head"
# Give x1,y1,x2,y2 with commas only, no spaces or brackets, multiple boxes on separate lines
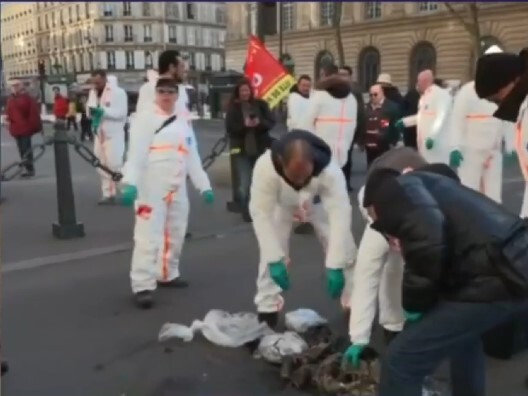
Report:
417,70,434,94
280,139,314,189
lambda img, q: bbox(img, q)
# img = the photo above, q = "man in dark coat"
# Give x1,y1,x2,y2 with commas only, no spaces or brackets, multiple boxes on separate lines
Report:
362,167,528,396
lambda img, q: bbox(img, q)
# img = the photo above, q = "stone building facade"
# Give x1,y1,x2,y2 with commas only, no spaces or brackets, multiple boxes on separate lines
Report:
225,2,528,92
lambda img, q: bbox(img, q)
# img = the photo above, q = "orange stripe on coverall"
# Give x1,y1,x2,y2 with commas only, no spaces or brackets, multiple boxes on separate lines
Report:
162,191,175,281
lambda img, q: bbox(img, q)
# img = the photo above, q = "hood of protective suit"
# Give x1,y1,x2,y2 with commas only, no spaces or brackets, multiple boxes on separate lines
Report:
289,84,310,99
315,75,351,99
107,75,118,88
147,69,159,83
271,129,332,190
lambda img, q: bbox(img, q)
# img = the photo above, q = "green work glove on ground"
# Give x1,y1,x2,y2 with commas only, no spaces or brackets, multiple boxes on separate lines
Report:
449,149,464,168
394,119,405,130
202,190,215,205
504,151,517,166
404,310,423,322
425,138,435,150
269,260,290,291
343,344,367,368
120,184,138,207
326,268,345,299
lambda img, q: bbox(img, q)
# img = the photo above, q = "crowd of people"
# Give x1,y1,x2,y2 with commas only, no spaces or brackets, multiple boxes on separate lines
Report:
3,44,528,394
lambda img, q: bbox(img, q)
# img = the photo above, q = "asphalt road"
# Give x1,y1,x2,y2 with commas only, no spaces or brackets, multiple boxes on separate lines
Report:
1,121,527,396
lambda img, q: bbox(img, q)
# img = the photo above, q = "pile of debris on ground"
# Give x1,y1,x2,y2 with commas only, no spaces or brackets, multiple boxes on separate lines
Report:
158,309,379,395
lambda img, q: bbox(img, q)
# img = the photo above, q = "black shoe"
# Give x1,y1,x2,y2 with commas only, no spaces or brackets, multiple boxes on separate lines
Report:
1,361,9,376
383,329,400,346
293,223,314,235
134,290,154,309
242,210,252,223
258,312,279,329
20,171,35,178
157,278,189,288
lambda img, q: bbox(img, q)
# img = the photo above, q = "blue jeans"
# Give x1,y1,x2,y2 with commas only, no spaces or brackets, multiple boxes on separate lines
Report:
233,154,256,212
379,299,528,396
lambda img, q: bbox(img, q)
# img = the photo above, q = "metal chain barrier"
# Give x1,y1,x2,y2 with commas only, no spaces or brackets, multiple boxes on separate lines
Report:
1,131,228,182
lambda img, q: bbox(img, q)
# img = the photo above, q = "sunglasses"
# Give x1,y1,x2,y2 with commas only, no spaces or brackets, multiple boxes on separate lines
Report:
369,93,378,97
156,88,177,95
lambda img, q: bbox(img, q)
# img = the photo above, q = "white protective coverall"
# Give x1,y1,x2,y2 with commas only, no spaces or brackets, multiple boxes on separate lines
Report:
122,109,192,293
515,96,528,216
249,151,357,313
402,84,452,164
135,73,211,194
349,187,405,345
450,81,515,202
87,75,128,198
302,78,358,167
287,91,311,131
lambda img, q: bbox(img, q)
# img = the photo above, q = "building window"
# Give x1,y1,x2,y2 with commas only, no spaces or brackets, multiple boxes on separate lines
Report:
358,46,380,92
103,3,114,17
418,2,439,12
320,2,335,27
124,25,133,42
145,51,153,68
314,50,334,79
187,27,196,46
281,2,294,31
88,53,94,70
205,53,212,70
106,51,116,70
68,7,72,23
45,14,49,29
409,41,436,84
188,52,195,69
365,2,382,19
76,4,80,21
167,3,180,19
186,3,196,20
168,25,177,43
125,51,134,69
85,3,90,18
52,11,56,27
143,24,152,42
142,3,151,17
105,25,114,42
123,2,132,16
215,4,226,24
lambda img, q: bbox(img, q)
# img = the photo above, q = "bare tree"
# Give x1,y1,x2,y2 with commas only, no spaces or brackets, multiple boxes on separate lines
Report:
332,2,345,67
444,2,482,74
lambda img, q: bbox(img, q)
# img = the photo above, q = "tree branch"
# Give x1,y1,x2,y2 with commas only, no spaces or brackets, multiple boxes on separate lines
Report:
443,2,474,34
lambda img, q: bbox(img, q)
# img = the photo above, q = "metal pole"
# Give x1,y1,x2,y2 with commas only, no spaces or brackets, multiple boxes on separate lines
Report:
278,2,283,60
51,119,85,239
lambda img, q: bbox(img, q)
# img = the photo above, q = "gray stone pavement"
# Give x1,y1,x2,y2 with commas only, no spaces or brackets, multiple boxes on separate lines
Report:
1,121,528,395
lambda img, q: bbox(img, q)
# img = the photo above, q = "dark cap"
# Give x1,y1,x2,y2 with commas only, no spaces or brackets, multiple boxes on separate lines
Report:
363,167,400,207
474,52,523,98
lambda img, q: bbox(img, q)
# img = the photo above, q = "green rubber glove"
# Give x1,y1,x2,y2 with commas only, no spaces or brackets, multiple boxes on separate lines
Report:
326,268,345,299
425,138,434,150
343,344,367,368
120,184,138,207
449,150,464,168
404,310,423,322
504,151,517,166
394,119,405,130
90,107,104,132
269,260,290,291
202,190,215,205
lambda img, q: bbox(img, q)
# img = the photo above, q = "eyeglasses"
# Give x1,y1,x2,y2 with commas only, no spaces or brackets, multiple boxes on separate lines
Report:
156,88,177,95
369,93,378,97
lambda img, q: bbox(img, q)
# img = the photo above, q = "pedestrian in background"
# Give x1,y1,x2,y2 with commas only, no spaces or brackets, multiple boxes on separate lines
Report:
286,74,311,131
5,79,42,178
79,96,93,142
225,78,275,222
338,65,366,192
66,95,78,131
52,86,68,121
402,86,420,149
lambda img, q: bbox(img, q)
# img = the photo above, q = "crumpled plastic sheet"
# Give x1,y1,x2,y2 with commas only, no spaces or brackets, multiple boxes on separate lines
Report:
158,309,273,348
285,309,328,333
257,331,308,364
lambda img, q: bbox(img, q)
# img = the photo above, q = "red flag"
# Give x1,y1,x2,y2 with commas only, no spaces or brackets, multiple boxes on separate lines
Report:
244,36,295,109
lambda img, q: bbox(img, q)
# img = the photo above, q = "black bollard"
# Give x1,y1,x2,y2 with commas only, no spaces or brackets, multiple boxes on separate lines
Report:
52,119,85,239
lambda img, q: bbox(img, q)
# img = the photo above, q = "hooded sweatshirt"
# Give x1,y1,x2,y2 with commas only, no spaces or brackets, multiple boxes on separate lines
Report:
286,85,310,131
302,75,358,167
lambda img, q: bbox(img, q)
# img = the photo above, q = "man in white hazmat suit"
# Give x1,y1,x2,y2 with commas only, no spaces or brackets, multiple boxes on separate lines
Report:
475,48,528,216
135,50,214,207
87,70,128,204
121,78,198,309
302,63,358,167
396,70,452,164
249,129,357,328
287,75,312,131
449,45,516,203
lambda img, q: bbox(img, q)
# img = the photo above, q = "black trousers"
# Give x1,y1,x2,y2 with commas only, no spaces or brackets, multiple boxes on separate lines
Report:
403,127,418,150
15,135,34,173
341,145,354,189
80,121,93,141
66,116,78,131
366,145,390,168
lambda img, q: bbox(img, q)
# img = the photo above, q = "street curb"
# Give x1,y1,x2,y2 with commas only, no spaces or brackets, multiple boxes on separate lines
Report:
2,224,253,274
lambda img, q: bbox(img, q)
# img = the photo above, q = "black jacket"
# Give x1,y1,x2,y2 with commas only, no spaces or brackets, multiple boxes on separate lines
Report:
364,99,401,147
225,98,275,156
371,171,528,312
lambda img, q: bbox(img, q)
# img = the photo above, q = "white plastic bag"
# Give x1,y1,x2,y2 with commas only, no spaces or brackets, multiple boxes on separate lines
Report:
258,332,308,364
285,309,327,333
158,309,272,348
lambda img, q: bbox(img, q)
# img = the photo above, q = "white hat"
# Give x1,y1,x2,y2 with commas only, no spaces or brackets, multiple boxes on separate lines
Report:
484,45,503,55
376,73,392,85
